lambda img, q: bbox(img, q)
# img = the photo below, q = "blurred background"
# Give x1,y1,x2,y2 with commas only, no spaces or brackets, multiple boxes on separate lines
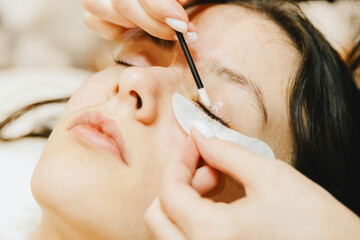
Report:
0,0,358,240
0,0,358,71
0,0,115,70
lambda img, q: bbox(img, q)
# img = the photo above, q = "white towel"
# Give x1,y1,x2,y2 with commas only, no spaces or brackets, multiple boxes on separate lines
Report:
0,67,91,239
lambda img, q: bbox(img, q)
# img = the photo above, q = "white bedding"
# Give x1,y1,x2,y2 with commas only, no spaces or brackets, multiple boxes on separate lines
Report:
0,68,91,240
0,139,44,240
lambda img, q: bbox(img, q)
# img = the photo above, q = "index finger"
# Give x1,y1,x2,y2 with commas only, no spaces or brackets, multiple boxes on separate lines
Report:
159,137,220,232
139,0,189,27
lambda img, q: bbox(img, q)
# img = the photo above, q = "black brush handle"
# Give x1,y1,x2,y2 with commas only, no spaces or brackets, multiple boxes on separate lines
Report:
175,31,204,89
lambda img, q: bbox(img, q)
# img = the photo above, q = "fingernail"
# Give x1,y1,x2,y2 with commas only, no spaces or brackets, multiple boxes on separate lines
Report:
165,18,188,33
191,120,215,138
185,32,198,43
188,22,197,32
173,34,179,41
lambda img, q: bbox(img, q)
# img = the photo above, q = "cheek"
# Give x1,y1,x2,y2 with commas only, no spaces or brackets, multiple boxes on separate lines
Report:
31,133,154,238
140,118,188,180
32,132,123,213
61,70,118,119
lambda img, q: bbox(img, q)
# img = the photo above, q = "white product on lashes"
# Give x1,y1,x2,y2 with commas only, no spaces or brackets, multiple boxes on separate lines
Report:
172,93,275,159
210,98,224,115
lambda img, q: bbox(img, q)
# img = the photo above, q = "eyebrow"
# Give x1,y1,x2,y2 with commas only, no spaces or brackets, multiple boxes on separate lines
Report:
128,31,268,122
210,60,268,123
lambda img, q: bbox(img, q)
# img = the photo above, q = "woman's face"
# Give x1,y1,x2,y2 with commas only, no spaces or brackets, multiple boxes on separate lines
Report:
31,4,299,240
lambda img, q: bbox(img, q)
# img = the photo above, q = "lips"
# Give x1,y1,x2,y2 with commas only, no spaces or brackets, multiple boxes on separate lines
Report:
68,110,127,165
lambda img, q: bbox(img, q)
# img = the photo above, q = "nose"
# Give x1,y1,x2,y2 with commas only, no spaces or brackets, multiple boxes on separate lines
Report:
108,66,179,125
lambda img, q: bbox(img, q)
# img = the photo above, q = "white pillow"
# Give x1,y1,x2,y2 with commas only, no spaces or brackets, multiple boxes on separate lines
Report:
0,67,91,240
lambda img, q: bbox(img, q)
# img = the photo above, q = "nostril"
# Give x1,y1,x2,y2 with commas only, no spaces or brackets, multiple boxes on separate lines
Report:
107,84,119,101
130,90,142,109
114,84,119,94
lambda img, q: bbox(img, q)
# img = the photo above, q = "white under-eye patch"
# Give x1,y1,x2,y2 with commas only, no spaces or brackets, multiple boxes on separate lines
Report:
172,93,275,159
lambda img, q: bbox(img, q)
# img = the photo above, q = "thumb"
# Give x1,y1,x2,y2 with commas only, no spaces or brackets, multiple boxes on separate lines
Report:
190,125,271,190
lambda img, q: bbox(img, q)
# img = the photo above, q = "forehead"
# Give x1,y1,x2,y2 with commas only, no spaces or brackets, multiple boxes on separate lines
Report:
188,4,298,80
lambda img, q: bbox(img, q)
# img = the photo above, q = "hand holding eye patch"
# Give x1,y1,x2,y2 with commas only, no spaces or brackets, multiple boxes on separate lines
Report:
82,0,198,41
145,125,360,240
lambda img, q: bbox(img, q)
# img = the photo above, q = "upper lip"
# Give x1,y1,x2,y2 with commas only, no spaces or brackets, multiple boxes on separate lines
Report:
68,110,127,164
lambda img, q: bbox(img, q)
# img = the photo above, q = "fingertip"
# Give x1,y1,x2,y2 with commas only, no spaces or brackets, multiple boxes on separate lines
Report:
190,122,215,138
192,165,220,195
190,127,207,151
177,0,188,5
190,126,217,152
188,22,197,33
165,1,189,24
144,197,159,224
83,12,126,41
83,11,96,27
190,127,202,141
165,18,188,33
139,0,189,29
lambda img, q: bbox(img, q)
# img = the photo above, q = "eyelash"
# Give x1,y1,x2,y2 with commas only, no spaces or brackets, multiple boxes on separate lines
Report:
114,56,229,127
194,98,230,128
114,56,133,67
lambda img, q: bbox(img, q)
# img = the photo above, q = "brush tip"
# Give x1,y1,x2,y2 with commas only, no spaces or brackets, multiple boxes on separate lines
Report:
198,88,211,108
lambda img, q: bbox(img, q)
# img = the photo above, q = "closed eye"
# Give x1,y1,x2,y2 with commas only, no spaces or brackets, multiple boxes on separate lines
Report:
114,56,230,128
114,57,133,67
194,98,230,128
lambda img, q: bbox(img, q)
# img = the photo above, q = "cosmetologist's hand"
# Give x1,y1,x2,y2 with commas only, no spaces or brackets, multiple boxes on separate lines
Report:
82,0,199,41
145,124,360,240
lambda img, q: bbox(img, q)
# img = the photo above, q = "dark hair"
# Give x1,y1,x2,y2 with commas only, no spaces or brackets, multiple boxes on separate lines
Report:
222,0,360,216
347,39,360,85
1,0,359,216
0,98,69,141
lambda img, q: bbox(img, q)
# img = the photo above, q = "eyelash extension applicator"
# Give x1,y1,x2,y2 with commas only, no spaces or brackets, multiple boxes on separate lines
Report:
175,31,211,107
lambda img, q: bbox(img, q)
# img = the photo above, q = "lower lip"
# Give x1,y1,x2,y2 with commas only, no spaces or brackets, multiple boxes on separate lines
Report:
70,125,123,162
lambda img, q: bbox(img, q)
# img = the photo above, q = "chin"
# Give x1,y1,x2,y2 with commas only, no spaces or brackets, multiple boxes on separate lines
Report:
30,135,154,239
31,157,151,239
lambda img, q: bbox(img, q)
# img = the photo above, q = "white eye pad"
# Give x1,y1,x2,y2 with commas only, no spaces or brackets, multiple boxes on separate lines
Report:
172,93,275,159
